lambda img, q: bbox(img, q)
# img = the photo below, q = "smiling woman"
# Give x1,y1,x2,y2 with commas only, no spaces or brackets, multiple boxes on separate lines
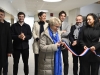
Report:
79,13,100,75
38,17,65,75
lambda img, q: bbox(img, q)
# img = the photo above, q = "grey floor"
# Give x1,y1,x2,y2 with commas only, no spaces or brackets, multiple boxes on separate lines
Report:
5,38,100,75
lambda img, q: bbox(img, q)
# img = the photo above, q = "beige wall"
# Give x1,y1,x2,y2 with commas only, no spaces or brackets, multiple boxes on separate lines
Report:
68,8,80,26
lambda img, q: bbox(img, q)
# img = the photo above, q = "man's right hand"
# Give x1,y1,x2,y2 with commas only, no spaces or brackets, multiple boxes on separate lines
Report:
61,30,66,34
84,46,88,50
72,41,77,46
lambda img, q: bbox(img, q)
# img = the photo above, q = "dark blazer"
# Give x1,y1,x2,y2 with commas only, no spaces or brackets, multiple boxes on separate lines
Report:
11,22,32,50
69,24,84,54
79,25,100,62
0,20,12,67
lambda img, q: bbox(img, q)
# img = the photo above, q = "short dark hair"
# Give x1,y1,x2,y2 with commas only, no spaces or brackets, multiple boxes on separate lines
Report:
59,11,66,17
17,12,25,17
76,15,83,19
0,9,5,14
38,12,46,17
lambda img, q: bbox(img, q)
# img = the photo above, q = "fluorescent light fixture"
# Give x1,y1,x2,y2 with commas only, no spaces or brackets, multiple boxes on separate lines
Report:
38,10,48,12
43,0,62,2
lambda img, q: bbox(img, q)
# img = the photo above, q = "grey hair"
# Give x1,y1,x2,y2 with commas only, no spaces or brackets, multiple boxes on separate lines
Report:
49,17,61,26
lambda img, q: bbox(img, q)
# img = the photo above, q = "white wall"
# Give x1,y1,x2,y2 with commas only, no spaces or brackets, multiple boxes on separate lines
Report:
0,0,18,17
25,17,34,30
80,4,100,16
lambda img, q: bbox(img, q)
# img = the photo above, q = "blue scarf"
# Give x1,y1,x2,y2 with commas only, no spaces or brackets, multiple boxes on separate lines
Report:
48,27,62,75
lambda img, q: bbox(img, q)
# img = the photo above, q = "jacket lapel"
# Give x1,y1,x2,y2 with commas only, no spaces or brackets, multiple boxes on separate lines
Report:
44,22,48,30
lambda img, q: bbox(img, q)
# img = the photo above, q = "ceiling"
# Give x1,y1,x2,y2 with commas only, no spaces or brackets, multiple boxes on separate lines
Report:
96,1,100,4
9,0,99,16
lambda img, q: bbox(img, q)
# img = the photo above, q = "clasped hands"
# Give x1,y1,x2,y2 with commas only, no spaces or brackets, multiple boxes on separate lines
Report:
18,32,26,40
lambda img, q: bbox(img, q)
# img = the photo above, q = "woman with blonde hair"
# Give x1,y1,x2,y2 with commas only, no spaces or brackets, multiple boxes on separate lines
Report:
38,17,65,75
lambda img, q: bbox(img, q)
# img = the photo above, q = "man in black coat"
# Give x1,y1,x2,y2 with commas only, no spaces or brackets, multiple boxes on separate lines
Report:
11,12,32,75
0,9,12,75
69,15,85,75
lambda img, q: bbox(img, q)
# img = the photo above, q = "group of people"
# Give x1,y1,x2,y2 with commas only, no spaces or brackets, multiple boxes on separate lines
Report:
0,8,100,75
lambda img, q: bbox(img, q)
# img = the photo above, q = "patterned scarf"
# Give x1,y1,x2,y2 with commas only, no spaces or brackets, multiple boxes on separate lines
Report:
73,22,83,39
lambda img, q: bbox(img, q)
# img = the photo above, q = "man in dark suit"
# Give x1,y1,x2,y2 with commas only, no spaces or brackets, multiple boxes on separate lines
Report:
0,9,12,75
69,15,85,75
11,12,32,75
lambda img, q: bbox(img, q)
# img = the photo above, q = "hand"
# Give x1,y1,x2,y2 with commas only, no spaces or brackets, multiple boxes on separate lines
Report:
62,30,66,33
18,34,22,39
36,38,39,41
61,30,66,34
84,46,88,50
21,33,26,40
61,41,65,46
22,35,25,40
72,41,77,46
60,42,66,48
56,42,61,47
90,46,95,51
8,53,11,57
18,33,26,40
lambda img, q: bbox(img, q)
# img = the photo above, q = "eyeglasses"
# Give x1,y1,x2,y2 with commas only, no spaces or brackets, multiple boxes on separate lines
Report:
54,25,60,28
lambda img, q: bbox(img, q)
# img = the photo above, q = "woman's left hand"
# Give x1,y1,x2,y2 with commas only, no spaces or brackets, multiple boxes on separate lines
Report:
90,46,96,51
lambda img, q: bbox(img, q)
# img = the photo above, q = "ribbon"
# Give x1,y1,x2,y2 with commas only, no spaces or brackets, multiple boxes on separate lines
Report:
64,42,100,57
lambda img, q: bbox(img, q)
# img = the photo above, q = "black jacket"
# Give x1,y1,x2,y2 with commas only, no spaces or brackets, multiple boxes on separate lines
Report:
0,20,12,67
79,25,100,62
11,22,32,49
69,24,84,54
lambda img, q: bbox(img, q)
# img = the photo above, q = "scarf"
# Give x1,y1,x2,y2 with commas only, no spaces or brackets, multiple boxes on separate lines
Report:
48,27,62,75
38,21,45,35
73,22,83,39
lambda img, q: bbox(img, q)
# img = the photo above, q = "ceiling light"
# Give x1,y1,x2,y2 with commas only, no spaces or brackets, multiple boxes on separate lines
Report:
10,0,13,3
43,0,62,2
38,10,48,12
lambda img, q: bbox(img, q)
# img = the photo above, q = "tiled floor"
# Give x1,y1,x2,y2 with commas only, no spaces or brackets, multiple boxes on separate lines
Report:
5,38,100,75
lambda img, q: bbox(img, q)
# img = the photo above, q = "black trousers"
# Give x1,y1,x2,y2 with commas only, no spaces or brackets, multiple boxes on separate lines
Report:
62,49,69,75
13,49,29,75
3,58,8,75
81,61,99,75
0,65,2,75
0,58,8,75
35,54,39,75
0,66,2,75
72,55,82,75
